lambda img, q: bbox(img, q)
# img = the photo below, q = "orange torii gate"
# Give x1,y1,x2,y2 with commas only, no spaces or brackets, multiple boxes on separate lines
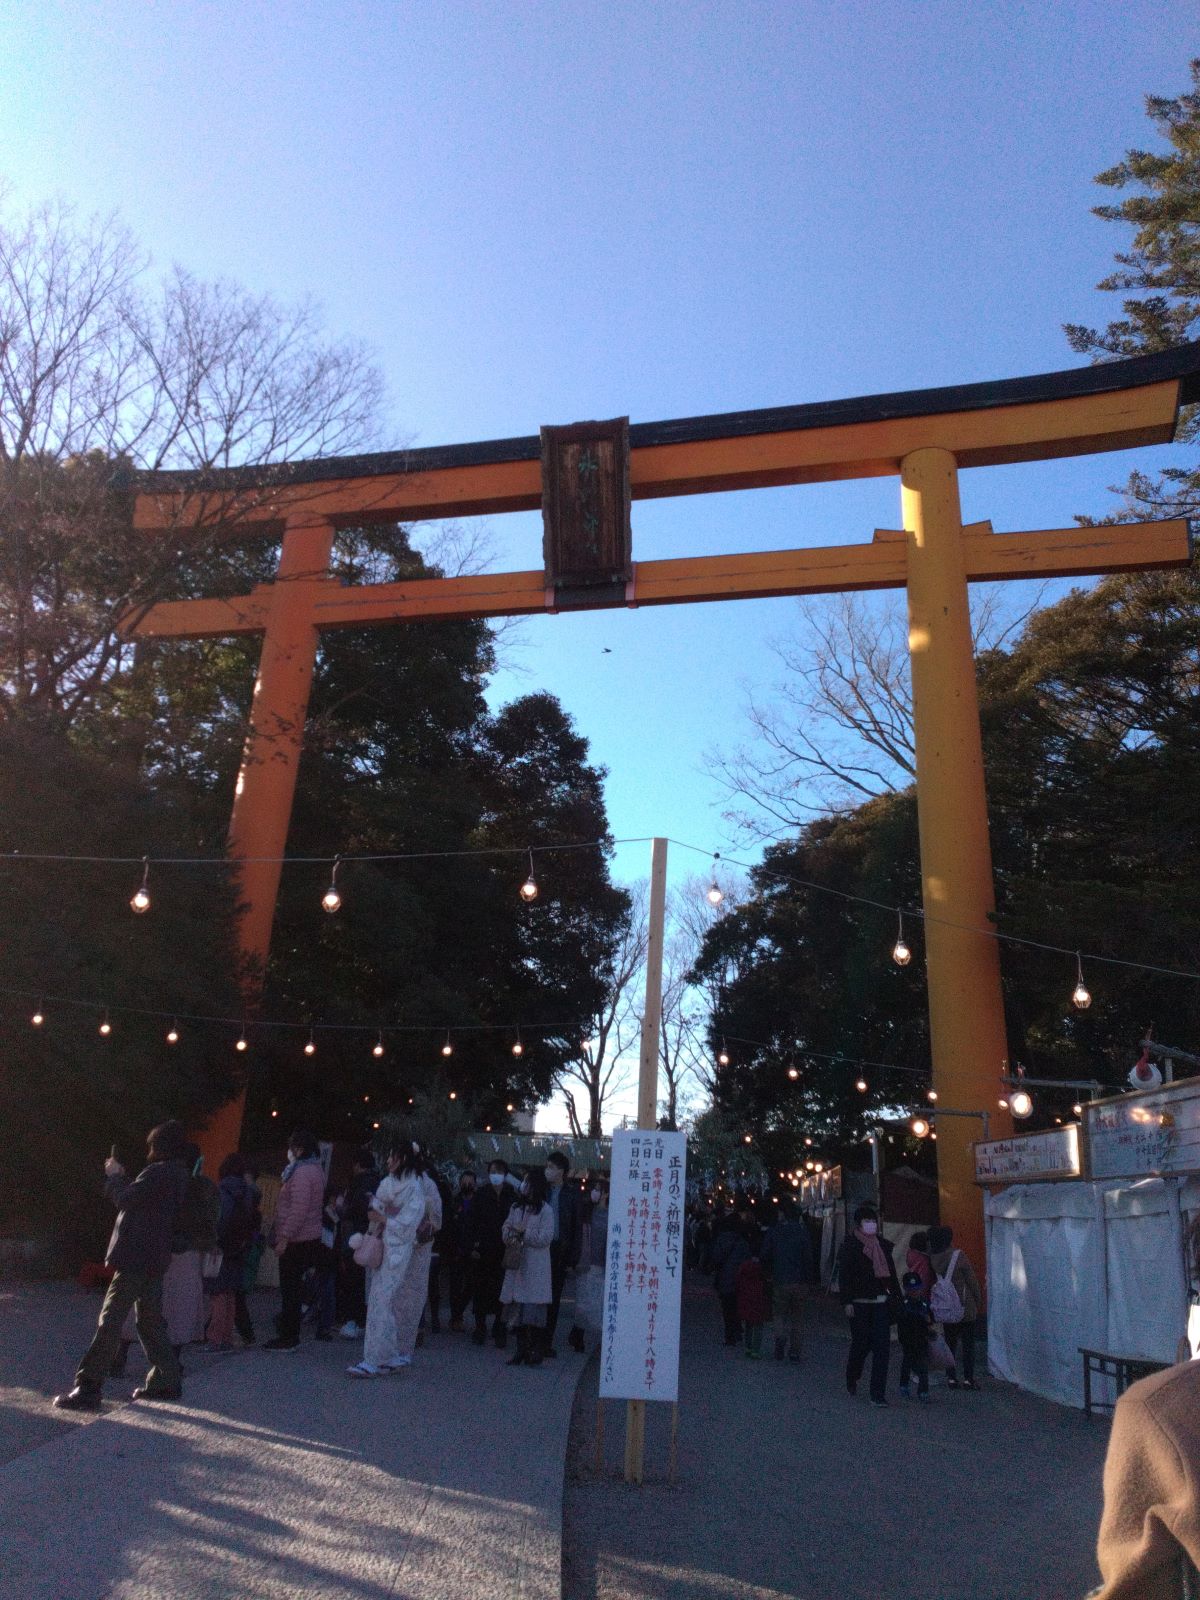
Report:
126,342,1198,1270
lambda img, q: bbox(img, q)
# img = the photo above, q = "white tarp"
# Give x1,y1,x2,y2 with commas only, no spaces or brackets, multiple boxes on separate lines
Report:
1103,1179,1185,1365
986,1181,1106,1408
986,1178,1190,1408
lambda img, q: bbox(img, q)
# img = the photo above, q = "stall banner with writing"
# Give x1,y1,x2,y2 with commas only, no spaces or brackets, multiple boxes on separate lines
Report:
1086,1078,1200,1180
599,1130,686,1403
973,1126,1081,1184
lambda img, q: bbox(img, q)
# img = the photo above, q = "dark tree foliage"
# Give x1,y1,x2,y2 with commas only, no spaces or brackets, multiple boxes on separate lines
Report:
0,726,240,1242
1065,58,1200,520
693,561,1200,1163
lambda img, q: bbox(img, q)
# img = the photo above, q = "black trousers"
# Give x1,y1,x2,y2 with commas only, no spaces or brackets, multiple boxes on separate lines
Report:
448,1259,472,1321
847,1302,891,1401
945,1317,976,1381
719,1290,741,1345
546,1246,568,1345
278,1239,323,1343
338,1255,367,1326
472,1256,504,1325
234,1289,255,1343
898,1342,929,1395
77,1269,179,1395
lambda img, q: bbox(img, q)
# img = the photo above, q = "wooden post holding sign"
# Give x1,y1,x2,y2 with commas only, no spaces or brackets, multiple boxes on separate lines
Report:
602,1129,687,1482
609,836,674,1486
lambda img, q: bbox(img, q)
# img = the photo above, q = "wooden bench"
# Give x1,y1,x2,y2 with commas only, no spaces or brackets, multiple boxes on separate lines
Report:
1079,1347,1170,1419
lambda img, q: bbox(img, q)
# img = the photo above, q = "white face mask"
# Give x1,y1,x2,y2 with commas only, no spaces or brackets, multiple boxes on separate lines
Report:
489,1173,504,1188
860,1220,878,1236
544,1166,558,1184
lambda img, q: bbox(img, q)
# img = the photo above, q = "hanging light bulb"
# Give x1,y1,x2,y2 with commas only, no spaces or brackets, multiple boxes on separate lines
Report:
166,1021,179,1044
449,1090,457,1101
717,1038,730,1067
910,1116,931,1139
927,1089,938,1102
441,1032,453,1058
373,1032,385,1059
130,856,152,914
1073,1102,1083,1118
236,1028,248,1053
705,850,725,908
1072,953,1091,1011
998,1096,1009,1110
892,909,911,967
511,1033,524,1058
1009,1087,1034,1119
99,1013,112,1037
743,1133,752,1144
855,1077,868,1093
519,850,539,903
804,1136,813,1147
31,1004,44,1027
304,1031,317,1057
787,1066,799,1080
506,1102,515,1112
321,857,342,914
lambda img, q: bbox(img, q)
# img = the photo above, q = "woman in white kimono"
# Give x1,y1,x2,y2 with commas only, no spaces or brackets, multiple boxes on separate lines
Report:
500,1167,556,1367
391,1152,444,1367
346,1143,425,1378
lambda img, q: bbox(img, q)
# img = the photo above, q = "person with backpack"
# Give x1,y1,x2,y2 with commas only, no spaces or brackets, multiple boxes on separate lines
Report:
928,1224,983,1389
205,1154,257,1349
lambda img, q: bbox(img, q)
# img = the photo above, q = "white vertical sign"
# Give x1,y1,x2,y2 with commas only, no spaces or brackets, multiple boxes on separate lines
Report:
600,1129,686,1403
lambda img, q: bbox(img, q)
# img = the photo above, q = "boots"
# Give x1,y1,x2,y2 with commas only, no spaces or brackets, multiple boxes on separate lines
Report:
568,1325,586,1353
527,1327,544,1367
788,1332,802,1364
493,1320,508,1350
472,1319,487,1346
110,1340,132,1378
507,1327,530,1366
773,1335,786,1362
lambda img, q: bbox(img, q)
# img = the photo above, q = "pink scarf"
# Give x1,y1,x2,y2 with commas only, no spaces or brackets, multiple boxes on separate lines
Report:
855,1226,891,1280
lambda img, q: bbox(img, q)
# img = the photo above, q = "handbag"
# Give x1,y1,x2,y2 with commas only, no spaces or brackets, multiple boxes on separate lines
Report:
927,1329,955,1373
353,1226,384,1270
201,1247,223,1281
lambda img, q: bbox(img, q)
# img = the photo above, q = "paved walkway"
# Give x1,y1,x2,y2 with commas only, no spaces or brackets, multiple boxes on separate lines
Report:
0,1282,583,1600
563,1278,1111,1600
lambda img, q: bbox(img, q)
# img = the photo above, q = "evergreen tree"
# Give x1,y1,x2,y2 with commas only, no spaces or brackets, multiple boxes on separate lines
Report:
1065,58,1200,519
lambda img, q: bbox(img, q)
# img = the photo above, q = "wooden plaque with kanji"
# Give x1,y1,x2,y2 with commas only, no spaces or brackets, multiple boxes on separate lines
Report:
540,416,632,589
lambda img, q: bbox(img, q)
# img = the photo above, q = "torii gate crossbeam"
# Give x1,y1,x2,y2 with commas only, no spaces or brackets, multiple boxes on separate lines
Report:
124,341,1200,1272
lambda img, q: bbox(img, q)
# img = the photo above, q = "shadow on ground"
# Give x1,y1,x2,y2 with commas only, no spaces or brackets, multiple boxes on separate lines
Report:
562,1278,1109,1600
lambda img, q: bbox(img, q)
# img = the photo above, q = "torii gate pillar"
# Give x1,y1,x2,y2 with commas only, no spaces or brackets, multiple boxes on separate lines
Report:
903,448,1010,1268
198,515,335,1169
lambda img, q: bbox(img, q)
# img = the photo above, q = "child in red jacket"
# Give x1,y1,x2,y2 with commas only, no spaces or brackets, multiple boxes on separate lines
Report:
736,1253,769,1359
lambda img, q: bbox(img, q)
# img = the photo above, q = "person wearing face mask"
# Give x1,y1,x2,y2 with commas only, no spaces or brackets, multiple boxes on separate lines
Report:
263,1131,326,1352
543,1151,583,1358
468,1159,514,1347
837,1201,901,1407
572,1178,611,1351
500,1168,556,1366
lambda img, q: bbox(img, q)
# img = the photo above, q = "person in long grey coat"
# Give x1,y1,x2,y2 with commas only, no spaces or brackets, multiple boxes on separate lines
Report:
499,1168,555,1367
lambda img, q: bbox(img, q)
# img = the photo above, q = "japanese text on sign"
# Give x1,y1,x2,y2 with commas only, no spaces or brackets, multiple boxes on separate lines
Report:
600,1130,686,1402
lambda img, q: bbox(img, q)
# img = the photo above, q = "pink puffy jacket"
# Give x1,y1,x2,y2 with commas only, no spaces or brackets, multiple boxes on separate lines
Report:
274,1159,324,1247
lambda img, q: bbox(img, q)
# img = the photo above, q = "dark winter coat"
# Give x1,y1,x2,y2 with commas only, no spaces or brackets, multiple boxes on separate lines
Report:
173,1172,220,1254
213,1174,256,1292
470,1181,514,1264
549,1181,583,1268
711,1227,751,1296
343,1168,379,1242
104,1158,190,1276
837,1232,901,1305
761,1220,815,1286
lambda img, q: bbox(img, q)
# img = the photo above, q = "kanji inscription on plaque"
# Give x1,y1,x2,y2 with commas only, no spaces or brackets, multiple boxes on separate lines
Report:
540,416,632,589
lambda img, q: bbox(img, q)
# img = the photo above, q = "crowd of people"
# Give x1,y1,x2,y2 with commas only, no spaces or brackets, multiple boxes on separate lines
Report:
52,1121,611,1409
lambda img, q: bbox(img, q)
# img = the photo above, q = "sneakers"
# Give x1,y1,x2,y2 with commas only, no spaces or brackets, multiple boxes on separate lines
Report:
871,1399,889,1408
262,1338,299,1352
961,1379,980,1391
381,1357,412,1372
131,1386,182,1402
346,1361,383,1379
339,1321,362,1340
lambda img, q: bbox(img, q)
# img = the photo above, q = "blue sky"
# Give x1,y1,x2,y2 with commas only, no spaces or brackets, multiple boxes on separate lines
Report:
0,0,1191,906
